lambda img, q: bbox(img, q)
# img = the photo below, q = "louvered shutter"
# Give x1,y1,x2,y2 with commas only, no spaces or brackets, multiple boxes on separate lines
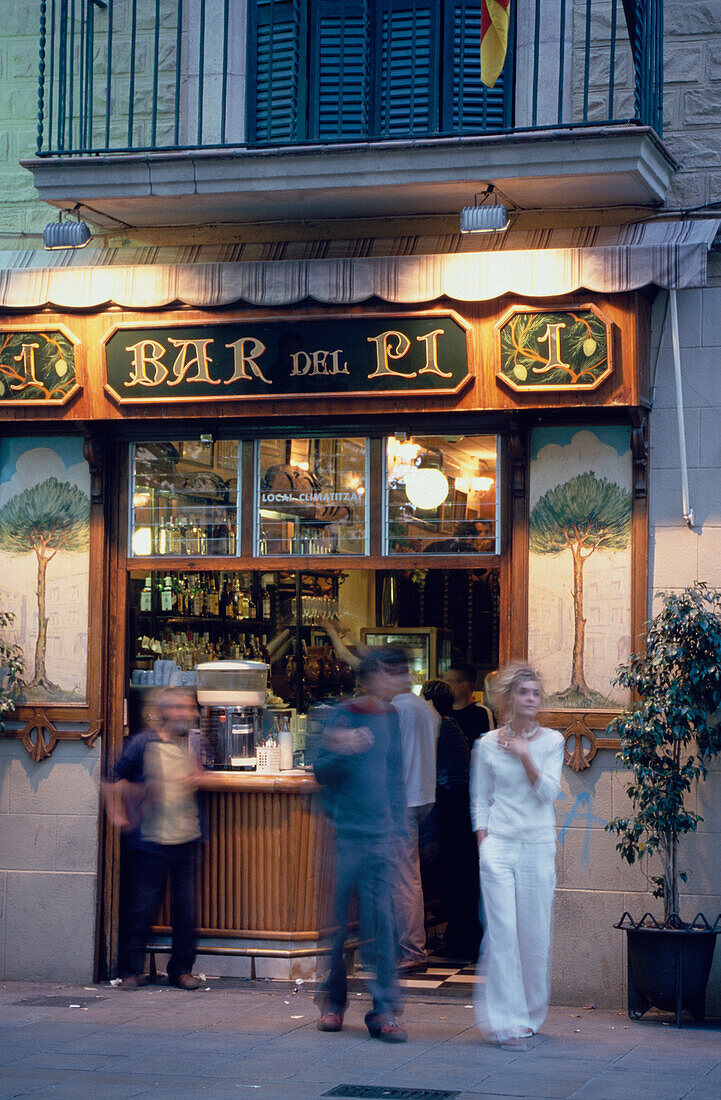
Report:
310,0,371,139
376,0,441,137
448,0,509,132
250,0,304,142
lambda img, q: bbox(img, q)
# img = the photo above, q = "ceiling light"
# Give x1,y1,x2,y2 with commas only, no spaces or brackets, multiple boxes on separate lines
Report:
405,468,449,510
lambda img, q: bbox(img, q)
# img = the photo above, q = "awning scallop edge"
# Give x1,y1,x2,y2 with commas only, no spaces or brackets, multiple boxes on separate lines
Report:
0,220,716,311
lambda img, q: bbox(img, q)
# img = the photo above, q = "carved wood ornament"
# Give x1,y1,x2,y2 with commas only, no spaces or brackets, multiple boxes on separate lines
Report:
17,712,102,763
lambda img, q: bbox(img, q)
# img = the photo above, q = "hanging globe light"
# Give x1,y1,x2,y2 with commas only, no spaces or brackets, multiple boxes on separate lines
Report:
405,467,449,510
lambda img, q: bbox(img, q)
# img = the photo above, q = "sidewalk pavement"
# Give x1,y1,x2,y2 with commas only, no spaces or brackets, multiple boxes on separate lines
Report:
0,978,719,1100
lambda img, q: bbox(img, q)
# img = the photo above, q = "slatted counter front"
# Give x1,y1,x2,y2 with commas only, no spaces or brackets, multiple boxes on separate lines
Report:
153,771,337,976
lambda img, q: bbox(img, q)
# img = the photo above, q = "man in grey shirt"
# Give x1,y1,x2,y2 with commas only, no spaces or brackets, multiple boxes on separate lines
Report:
391,657,440,972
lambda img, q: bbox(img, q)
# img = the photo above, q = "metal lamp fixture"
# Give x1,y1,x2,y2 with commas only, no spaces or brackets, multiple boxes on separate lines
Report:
460,185,511,234
43,209,92,251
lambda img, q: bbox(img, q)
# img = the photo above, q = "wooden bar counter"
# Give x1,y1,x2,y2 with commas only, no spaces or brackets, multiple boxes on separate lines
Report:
154,770,337,979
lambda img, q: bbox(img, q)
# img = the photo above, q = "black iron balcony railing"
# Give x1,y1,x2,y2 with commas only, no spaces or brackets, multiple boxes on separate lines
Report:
35,0,663,158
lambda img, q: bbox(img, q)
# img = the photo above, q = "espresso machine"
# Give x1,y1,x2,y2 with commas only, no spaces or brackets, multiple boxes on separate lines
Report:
195,660,269,770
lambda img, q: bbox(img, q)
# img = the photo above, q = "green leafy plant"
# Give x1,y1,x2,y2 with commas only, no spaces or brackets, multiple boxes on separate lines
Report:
606,584,721,924
0,610,25,726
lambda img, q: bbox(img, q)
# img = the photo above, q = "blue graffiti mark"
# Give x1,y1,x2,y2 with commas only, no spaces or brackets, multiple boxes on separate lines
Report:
558,792,608,866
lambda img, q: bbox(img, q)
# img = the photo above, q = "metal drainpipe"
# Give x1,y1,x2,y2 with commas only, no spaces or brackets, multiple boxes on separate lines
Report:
669,288,694,528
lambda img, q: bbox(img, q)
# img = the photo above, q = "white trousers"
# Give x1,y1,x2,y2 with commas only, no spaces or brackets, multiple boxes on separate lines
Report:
476,835,556,1042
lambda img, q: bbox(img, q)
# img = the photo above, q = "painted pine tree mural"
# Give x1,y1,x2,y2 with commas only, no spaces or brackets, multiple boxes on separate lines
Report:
529,472,631,706
0,477,89,694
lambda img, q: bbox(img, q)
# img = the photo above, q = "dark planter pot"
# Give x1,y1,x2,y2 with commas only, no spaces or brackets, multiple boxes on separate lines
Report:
616,914,720,1027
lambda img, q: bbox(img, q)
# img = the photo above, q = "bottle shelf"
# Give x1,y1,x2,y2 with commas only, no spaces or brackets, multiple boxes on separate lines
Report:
136,614,268,629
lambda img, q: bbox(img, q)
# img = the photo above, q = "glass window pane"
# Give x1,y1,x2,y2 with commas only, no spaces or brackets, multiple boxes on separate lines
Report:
131,440,239,557
386,434,498,554
257,438,367,556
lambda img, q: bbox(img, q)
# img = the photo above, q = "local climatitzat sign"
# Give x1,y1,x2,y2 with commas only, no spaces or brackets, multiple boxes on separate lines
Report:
0,327,80,405
102,314,470,402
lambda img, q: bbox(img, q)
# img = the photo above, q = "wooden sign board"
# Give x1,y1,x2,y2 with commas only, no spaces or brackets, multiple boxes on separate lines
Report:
103,312,471,404
0,326,80,406
496,304,613,392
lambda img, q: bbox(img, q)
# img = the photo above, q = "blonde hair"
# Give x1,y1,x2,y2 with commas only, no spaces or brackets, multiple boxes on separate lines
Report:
486,662,544,721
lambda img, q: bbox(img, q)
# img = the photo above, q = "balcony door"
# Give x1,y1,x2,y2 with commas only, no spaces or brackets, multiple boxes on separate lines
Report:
247,0,511,144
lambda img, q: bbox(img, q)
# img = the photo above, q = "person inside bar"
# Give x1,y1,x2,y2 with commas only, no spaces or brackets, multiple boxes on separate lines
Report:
108,686,205,990
313,647,409,1042
421,679,482,961
444,662,492,750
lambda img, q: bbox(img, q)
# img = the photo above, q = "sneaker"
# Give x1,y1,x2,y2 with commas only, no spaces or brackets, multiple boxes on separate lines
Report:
118,973,150,989
317,1008,344,1032
168,972,201,990
499,1035,530,1052
366,1012,408,1043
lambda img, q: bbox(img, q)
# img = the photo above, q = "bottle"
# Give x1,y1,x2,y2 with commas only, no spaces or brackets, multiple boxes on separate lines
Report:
160,575,174,613
262,584,271,621
167,514,182,555
140,575,153,612
279,715,293,771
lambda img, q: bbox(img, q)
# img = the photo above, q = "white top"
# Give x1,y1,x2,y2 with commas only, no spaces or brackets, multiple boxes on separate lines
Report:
392,692,440,808
470,727,564,842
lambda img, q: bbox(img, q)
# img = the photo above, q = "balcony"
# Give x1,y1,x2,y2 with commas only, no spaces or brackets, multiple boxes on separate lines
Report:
24,1,673,228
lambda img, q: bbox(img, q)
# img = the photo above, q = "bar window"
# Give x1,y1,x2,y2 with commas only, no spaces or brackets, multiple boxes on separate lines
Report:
386,434,499,554
131,440,239,557
257,438,368,556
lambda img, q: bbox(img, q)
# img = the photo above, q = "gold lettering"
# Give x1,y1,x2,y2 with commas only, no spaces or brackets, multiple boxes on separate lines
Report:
416,328,452,377
166,338,219,386
535,322,572,374
367,330,415,379
290,351,311,376
312,350,331,375
10,343,41,391
225,337,272,385
329,349,349,375
124,340,169,387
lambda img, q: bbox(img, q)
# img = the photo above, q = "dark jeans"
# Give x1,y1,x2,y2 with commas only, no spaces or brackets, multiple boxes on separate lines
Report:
125,840,198,980
436,785,482,957
324,834,400,1019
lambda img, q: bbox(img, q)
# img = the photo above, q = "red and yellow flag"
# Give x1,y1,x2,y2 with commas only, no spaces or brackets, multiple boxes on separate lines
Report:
480,0,510,88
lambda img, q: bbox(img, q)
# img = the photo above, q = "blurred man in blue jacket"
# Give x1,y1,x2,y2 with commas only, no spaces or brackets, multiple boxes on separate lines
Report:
314,648,409,1042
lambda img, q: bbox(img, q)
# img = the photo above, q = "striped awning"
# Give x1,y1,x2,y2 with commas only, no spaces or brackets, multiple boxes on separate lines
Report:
0,219,716,311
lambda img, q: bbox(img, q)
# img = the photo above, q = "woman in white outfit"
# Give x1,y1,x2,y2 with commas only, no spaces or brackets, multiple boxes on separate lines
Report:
470,663,564,1050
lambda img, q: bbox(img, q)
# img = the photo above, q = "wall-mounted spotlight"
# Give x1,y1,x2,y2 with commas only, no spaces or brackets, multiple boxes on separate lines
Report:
43,207,92,251
460,185,512,234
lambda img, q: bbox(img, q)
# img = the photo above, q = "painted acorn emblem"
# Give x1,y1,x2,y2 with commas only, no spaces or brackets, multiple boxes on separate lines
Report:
582,337,597,357
0,380,5,396
55,358,68,377
513,364,528,380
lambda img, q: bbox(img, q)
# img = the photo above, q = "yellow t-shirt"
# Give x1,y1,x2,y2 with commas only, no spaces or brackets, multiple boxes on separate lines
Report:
141,739,201,846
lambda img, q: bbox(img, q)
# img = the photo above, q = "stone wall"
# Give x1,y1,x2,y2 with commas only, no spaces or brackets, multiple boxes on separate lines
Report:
0,0,54,240
0,739,100,982
662,1,721,209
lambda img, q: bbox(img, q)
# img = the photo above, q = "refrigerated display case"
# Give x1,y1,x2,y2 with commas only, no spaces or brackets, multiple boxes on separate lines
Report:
361,627,452,693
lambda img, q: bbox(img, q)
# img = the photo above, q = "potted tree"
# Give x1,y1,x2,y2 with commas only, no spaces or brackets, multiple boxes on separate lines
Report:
606,583,721,1025
0,609,25,724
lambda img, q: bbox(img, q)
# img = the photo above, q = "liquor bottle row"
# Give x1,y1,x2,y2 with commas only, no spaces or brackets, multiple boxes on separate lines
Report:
150,630,272,670
139,572,272,620
151,513,237,556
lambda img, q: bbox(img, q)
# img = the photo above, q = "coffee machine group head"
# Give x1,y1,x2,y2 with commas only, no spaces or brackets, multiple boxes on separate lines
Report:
195,660,269,770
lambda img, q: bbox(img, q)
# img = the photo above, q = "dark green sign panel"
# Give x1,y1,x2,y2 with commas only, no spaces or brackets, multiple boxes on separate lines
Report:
496,305,613,392
0,329,79,405
103,314,470,403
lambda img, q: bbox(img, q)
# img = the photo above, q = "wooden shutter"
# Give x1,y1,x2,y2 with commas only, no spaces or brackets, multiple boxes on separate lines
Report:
376,0,441,137
249,0,305,142
311,0,371,139
446,0,509,132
